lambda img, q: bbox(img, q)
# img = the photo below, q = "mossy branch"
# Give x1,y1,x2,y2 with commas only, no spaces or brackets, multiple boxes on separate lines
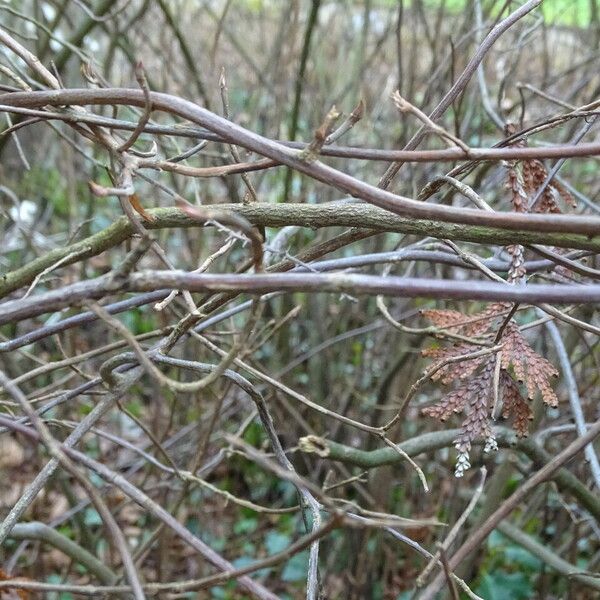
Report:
299,427,600,522
8,521,117,584
3,203,599,299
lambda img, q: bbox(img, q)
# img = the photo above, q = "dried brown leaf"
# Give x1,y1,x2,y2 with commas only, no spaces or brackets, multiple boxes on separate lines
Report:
500,370,533,437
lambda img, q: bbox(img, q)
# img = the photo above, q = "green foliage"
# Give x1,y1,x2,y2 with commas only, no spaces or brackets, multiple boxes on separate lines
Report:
281,550,310,582
476,572,534,600
393,0,593,27
124,398,143,419
233,517,259,535
83,508,102,527
19,167,66,216
242,420,266,447
264,530,289,554
474,531,543,599
46,573,75,600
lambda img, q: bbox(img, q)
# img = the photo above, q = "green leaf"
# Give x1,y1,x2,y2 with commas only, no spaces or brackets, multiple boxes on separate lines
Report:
83,508,102,527
243,422,264,447
265,531,290,555
232,555,254,569
125,399,143,419
504,544,542,570
233,517,259,535
488,531,542,570
47,573,74,600
476,571,534,600
281,550,309,582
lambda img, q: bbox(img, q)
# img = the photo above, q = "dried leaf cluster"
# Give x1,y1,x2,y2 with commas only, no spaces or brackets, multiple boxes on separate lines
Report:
422,130,566,476
421,304,558,476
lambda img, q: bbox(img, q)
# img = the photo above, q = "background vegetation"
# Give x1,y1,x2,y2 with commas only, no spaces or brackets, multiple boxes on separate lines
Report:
1,1,599,599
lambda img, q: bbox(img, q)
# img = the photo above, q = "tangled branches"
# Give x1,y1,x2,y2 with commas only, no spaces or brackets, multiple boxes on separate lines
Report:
1,2,599,599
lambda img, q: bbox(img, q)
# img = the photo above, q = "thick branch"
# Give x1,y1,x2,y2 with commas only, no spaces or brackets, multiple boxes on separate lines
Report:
3,104,600,163
298,428,600,522
3,88,600,236
3,203,600,299
7,522,116,584
4,270,600,326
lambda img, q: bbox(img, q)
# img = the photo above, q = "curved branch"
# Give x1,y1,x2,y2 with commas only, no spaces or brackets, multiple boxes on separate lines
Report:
7,522,116,584
3,104,600,163
2,88,600,236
